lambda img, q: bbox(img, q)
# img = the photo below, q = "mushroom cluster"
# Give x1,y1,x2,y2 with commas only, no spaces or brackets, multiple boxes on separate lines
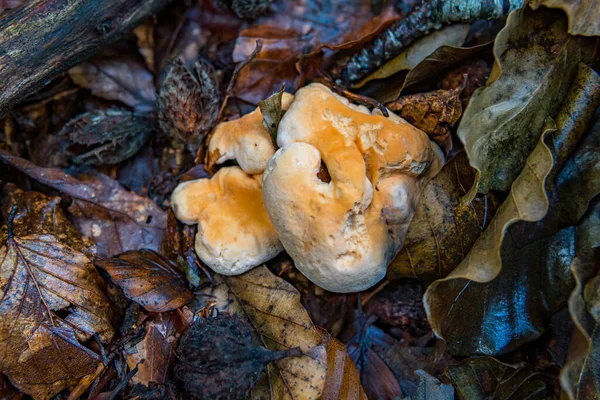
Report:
171,84,443,292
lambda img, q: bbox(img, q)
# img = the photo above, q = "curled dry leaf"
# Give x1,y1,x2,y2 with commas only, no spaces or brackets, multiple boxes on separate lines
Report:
458,6,595,193
386,82,465,151
388,152,496,282
203,266,365,399
530,0,600,36
0,194,114,400
96,249,192,312
445,357,547,400
59,108,154,165
157,58,219,153
354,24,470,88
69,56,156,112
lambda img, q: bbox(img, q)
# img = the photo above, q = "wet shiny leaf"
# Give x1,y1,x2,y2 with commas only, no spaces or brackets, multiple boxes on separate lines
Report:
96,249,192,312
458,6,596,193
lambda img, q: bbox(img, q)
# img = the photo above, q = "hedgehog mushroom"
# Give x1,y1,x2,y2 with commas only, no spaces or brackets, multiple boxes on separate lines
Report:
171,95,293,275
262,83,444,293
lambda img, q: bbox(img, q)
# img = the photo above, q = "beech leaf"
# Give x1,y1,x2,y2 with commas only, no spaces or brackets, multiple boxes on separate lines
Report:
458,6,595,193
0,197,114,400
204,266,363,399
96,249,192,312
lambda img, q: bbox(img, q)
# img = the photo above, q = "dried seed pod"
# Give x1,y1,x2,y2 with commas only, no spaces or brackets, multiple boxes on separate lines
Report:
174,314,300,399
215,0,273,19
157,59,219,155
59,108,154,165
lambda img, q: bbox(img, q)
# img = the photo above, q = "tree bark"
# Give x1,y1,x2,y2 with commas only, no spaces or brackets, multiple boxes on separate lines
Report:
0,0,171,116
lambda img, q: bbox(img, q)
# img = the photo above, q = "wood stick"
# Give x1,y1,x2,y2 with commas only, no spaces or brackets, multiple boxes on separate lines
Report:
0,0,171,116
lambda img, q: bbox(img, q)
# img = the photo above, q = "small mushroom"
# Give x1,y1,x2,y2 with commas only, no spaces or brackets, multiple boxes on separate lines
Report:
172,167,281,275
206,93,294,174
262,83,444,293
172,98,292,275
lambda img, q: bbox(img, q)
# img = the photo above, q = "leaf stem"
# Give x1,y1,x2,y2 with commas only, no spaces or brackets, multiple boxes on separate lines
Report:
7,205,17,241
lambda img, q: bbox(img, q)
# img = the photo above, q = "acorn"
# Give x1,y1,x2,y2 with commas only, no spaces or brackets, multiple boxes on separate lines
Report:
174,313,301,399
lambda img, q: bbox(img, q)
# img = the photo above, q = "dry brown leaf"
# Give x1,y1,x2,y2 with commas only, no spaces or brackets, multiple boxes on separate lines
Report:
126,321,173,386
388,152,496,281
319,329,367,400
0,196,114,400
69,56,156,112
133,20,155,72
203,266,328,399
386,83,465,151
96,249,192,312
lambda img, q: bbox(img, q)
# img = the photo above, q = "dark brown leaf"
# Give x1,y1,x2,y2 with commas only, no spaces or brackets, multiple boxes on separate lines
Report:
59,108,154,165
386,82,465,151
96,249,192,312
69,56,156,112
0,197,114,400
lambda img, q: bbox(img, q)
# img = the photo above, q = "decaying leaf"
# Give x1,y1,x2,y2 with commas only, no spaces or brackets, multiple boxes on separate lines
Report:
388,152,495,281
445,357,547,400
157,58,219,153
458,6,595,193
175,313,301,399
0,152,167,256
530,0,600,36
59,108,154,165
203,266,332,399
386,83,465,150
258,85,285,143
0,196,114,400
69,56,156,112
354,24,470,88
96,249,192,312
